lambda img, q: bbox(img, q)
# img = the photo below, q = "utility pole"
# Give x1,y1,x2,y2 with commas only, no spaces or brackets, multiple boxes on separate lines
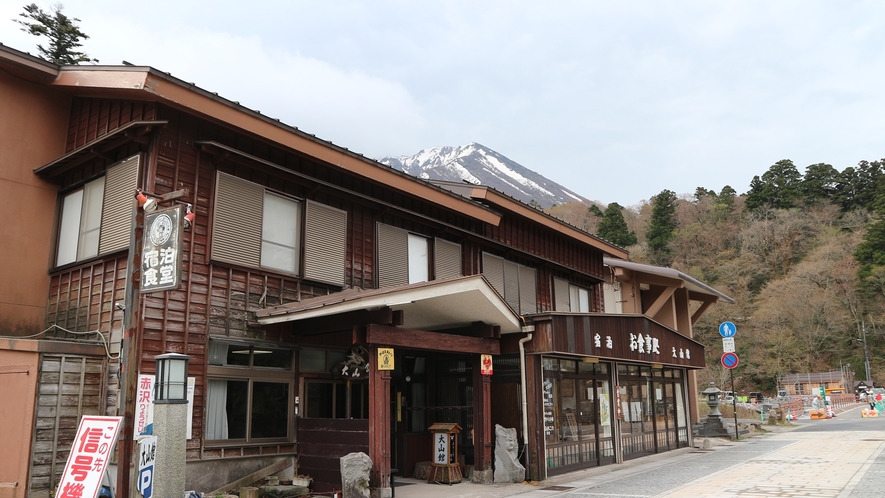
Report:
862,321,872,386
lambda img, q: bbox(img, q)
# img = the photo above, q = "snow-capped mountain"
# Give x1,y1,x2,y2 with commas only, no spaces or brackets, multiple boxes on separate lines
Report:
379,143,590,208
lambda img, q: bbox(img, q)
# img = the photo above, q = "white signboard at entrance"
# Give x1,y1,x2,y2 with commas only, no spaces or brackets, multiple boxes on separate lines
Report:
433,433,449,465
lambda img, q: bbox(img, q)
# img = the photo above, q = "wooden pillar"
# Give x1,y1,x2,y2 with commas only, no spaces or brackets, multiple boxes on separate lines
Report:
524,354,543,481
368,345,391,493
472,355,493,478
688,369,700,424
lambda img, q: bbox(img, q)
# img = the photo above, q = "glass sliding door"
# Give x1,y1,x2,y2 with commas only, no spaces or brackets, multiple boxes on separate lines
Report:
543,358,614,475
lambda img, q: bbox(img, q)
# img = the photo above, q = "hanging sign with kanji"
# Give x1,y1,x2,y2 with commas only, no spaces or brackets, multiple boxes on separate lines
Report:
56,416,122,498
141,205,183,293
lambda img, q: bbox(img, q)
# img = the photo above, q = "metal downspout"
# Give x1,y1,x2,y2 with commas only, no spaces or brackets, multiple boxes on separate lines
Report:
519,331,533,477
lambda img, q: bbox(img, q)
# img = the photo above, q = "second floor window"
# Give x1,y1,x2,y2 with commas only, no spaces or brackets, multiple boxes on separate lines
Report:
377,223,462,288
55,155,140,267
212,172,347,285
261,192,301,273
553,277,591,312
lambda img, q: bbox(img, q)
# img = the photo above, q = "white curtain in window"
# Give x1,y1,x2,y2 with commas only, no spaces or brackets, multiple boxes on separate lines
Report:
57,190,84,266
206,379,229,439
262,192,300,273
407,234,429,284
78,176,104,260
208,341,229,366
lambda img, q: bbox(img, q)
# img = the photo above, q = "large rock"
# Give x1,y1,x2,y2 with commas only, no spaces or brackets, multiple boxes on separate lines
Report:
340,452,372,498
493,425,525,483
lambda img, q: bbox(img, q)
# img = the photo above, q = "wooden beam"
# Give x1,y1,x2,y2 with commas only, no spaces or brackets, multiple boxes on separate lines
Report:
366,324,501,355
287,308,398,336
691,300,714,326
687,290,719,303
644,286,676,318
436,321,500,338
209,457,294,494
637,274,684,288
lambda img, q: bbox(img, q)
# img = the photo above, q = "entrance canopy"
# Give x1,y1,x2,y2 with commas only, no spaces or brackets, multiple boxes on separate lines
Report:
255,275,524,334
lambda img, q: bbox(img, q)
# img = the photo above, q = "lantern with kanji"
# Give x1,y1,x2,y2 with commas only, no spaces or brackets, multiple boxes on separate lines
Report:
427,422,462,484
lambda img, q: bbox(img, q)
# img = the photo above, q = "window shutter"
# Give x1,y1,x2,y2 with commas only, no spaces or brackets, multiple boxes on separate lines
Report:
481,252,505,298
504,260,520,312
553,277,570,312
433,238,461,279
519,266,537,315
212,172,262,267
377,223,408,288
304,200,347,286
98,155,139,255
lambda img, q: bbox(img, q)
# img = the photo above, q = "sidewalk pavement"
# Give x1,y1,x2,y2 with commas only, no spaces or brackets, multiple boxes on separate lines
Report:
390,403,876,498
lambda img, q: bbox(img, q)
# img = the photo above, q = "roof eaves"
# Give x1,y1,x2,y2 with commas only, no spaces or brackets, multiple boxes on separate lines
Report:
604,257,736,304
471,187,630,259
0,43,60,82
49,65,502,226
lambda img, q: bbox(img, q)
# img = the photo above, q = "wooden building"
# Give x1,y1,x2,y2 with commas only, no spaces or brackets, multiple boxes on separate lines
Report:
779,371,854,397
0,43,733,497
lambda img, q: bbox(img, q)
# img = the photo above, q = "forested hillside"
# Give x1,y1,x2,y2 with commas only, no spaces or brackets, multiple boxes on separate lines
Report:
547,158,885,394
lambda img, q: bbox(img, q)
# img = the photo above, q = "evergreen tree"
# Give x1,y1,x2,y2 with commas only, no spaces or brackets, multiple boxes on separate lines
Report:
597,203,637,247
646,189,678,264
15,3,97,64
588,204,604,218
834,160,884,211
745,159,802,210
855,176,885,298
712,185,737,221
800,163,840,206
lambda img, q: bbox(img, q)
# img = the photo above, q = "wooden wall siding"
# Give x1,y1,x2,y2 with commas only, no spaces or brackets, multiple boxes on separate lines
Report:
296,418,370,492
532,314,706,368
29,355,107,497
46,256,128,339
66,98,158,152
482,213,605,279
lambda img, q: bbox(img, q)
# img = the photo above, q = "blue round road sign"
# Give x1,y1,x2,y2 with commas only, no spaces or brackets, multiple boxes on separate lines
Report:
721,352,739,369
719,321,737,338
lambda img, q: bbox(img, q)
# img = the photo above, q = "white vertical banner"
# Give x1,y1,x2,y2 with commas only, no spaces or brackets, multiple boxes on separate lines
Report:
135,374,155,438
136,374,196,440
186,376,196,439
137,436,157,498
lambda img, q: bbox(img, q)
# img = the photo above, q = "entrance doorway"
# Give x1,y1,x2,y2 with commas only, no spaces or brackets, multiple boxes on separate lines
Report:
391,354,475,478
617,364,689,460
542,358,615,475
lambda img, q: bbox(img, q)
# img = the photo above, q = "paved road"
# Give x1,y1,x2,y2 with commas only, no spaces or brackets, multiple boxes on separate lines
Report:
393,406,885,498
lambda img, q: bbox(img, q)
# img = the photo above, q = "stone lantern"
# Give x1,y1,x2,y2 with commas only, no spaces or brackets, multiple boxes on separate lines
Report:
702,382,723,417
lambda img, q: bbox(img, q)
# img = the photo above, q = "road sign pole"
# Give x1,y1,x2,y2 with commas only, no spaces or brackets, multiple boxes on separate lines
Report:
731,368,738,440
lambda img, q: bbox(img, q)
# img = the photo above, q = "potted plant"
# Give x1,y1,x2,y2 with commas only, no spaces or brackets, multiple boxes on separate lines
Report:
291,475,312,487
291,453,312,487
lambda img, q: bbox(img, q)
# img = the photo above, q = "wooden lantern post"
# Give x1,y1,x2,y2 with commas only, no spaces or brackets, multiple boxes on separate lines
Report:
427,422,462,484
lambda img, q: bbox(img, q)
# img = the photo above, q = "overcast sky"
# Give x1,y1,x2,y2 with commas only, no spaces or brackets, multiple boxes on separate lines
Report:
4,1,885,206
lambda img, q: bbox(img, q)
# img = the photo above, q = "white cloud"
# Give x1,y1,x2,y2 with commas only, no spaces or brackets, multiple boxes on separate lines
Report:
5,0,885,205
